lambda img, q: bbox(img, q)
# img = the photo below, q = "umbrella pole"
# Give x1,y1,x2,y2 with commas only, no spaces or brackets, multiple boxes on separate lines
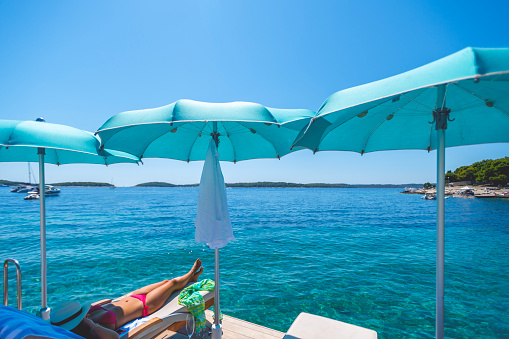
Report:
435,84,447,339
212,248,221,338
211,121,222,339
436,130,445,339
37,148,50,320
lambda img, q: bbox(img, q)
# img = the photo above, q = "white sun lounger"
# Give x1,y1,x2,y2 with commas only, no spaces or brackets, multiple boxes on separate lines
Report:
283,312,377,339
92,282,214,339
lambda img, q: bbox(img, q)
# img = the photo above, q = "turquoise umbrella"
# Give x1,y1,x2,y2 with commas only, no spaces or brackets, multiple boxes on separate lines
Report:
0,119,139,319
293,47,509,339
97,99,315,338
97,99,315,162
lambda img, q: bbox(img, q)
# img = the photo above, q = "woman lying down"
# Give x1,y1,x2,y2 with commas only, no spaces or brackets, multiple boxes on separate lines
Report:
51,259,204,339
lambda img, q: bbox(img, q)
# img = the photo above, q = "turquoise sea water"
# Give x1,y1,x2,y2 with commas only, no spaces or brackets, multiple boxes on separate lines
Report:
1,187,508,338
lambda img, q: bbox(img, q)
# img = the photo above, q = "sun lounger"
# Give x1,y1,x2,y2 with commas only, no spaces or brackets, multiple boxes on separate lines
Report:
0,283,213,339
283,312,377,339
107,282,214,339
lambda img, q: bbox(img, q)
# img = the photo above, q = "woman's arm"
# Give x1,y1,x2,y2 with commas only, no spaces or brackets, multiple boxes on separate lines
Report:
80,318,120,339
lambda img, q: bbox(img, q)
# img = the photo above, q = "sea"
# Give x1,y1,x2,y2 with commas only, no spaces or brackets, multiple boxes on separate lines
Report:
1,187,508,338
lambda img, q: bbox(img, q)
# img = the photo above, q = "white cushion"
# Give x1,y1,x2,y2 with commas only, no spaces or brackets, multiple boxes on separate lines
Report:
284,312,377,339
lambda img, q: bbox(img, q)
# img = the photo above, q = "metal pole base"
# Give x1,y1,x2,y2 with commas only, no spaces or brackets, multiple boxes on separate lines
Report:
211,323,222,339
37,307,51,321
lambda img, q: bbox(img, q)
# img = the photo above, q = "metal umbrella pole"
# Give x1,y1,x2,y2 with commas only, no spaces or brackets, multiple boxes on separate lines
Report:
210,121,222,339
434,85,448,339
212,247,221,338
37,147,50,320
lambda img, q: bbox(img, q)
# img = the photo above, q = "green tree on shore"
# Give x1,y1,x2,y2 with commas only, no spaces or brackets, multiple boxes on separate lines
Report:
446,157,509,186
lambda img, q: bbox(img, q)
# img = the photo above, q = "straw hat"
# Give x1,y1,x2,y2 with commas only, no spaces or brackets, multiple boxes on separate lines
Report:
50,301,91,330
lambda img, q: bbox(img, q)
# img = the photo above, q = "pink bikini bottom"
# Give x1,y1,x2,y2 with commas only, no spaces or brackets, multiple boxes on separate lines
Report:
130,294,149,317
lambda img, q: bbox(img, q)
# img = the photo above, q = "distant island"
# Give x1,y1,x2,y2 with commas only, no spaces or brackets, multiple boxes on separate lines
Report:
136,182,198,187
0,180,114,187
51,182,114,187
0,179,27,186
135,181,423,189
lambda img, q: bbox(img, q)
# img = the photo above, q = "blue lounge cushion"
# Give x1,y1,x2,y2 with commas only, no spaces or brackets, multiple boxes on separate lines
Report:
0,305,83,339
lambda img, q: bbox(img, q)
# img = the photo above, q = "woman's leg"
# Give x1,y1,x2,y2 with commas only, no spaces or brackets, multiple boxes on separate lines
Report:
129,281,168,295
145,261,204,314
110,259,204,327
129,259,202,295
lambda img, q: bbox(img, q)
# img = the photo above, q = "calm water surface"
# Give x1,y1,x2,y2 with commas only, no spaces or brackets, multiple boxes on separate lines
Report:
1,187,508,338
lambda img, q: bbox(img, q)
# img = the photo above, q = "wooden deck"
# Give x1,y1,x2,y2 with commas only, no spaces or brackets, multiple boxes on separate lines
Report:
153,310,285,339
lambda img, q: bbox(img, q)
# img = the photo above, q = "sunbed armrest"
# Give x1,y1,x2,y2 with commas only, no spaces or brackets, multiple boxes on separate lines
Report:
127,317,162,339
91,299,112,307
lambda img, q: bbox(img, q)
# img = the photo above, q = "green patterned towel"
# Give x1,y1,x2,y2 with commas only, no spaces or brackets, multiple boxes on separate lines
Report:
178,278,221,332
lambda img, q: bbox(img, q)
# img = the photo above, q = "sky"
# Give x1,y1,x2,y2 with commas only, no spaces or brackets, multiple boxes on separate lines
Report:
1,0,508,186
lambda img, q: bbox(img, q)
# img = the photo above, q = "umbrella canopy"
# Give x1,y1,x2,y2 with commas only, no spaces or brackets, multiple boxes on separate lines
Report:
97,99,315,162
0,119,139,319
0,120,139,164
293,47,509,339
294,47,509,153
195,140,234,250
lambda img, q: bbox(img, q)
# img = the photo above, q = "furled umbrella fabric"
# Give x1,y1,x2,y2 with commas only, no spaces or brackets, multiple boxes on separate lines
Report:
195,140,234,249
0,119,139,320
293,47,509,339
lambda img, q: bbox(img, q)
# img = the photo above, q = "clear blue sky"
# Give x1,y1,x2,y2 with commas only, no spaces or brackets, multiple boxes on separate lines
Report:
1,0,508,186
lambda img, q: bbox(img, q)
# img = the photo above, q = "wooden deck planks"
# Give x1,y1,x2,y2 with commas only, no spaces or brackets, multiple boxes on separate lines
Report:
153,310,284,339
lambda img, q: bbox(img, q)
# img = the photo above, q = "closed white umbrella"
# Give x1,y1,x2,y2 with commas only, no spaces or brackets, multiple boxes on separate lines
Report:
195,138,235,339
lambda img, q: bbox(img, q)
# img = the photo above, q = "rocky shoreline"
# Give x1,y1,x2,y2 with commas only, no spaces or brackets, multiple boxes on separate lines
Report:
402,186,509,199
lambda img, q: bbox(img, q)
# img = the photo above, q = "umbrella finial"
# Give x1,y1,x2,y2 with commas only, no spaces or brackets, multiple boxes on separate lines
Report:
431,108,454,130
211,132,220,148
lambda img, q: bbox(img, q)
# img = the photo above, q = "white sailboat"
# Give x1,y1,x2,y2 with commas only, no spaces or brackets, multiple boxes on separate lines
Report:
11,163,37,193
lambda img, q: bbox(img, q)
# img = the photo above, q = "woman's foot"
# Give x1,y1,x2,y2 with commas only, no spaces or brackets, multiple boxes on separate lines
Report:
191,259,202,273
190,266,204,282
